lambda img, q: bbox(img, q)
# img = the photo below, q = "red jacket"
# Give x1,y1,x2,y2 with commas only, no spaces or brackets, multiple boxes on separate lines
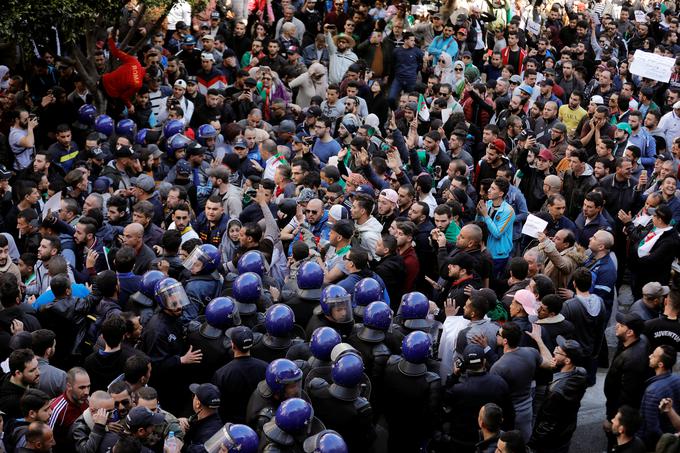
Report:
500,47,527,74
102,38,146,107
400,246,420,293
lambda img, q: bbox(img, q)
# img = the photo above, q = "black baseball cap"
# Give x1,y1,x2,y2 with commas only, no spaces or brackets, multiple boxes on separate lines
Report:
0,165,11,180
556,335,583,361
463,344,484,367
615,312,644,336
189,383,221,408
125,406,165,429
231,326,254,351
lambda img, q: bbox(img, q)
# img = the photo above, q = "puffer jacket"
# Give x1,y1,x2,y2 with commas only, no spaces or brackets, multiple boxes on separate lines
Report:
70,409,107,453
535,241,586,290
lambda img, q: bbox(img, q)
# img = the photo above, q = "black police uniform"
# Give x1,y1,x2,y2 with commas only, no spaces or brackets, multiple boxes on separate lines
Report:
140,311,189,415
347,325,392,405
258,417,325,453
282,292,320,332
307,378,376,453
380,355,442,453
250,331,306,363
186,319,234,384
304,308,355,341
244,381,312,434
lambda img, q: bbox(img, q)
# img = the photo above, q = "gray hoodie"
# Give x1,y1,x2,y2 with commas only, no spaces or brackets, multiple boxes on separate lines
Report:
355,216,383,260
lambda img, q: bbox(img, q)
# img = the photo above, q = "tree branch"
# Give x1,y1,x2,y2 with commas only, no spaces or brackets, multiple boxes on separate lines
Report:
72,45,98,93
129,10,168,55
119,3,147,50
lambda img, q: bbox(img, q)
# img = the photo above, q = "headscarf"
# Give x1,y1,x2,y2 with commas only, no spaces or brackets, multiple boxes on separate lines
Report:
435,52,455,86
0,66,9,91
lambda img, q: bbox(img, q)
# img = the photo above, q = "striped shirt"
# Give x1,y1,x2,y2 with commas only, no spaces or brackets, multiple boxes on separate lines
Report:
48,393,87,447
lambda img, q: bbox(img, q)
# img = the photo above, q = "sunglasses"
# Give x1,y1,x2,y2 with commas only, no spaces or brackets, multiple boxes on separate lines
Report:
455,68,463,72
305,209,319,214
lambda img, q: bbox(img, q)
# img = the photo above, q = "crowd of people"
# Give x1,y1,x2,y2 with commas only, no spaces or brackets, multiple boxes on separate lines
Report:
2,0,680,451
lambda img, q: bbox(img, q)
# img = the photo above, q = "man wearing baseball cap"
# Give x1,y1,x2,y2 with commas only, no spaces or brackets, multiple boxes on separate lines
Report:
376,189,398,233
158,79,195,126
630,282,669,321
527,333,587,453
213,326,267,424
184,383,223,450
476,138,509,189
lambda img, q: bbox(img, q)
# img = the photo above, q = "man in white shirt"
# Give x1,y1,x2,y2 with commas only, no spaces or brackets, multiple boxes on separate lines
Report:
157,79,194,126
659,100,680,150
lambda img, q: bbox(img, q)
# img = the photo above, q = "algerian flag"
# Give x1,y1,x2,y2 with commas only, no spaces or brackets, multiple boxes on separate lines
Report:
417,94,430,121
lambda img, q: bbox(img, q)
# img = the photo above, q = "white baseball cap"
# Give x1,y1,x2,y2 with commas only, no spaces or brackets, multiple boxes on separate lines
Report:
590,95,605,105
174,79,187,89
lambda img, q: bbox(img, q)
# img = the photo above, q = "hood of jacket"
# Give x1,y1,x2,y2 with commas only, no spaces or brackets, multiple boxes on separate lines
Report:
576,294,603,317
356,216,382,234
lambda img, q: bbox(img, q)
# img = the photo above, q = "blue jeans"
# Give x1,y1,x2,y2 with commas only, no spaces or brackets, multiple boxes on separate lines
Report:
388,78,417,109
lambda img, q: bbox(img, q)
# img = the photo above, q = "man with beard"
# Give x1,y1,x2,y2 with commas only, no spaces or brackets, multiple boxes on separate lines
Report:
72,217,109,282
475,139,508,189
376,189,398,234
493,96,528,135
226,20,251,61
527,332,587,453
438,223,493,289
534,102,560,148
9,109,39,172
21,151,65,187
559,91,587,138
101,145,139,192
190,89,223,129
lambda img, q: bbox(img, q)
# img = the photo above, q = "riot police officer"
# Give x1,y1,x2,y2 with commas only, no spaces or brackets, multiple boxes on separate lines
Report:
223,250,279,298
245,359,309,434
305,285,355,341
347,301,393,401
140,278,202,415
282,261,324,329
251,304,305,363
128,270,164,325
307,350,377,453
203,422,260,453
385,292,434,354
259,398,325,452
232,272,268,328
187,296,239,384
301,430,349,453
353,278,384,323
381,331,442,452
183,244,224,324
287,327,342,386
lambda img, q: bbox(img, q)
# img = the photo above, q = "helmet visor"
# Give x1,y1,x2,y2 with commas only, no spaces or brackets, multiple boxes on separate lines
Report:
183,246,210,273
326,296,353,323
159,282,190,310
204,424,237,453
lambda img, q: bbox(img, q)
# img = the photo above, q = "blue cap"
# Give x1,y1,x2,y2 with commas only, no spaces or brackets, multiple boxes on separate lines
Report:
182,34,197,45
518,84,533,96
234,139,248,149
176,159,191,176
351,184,374,197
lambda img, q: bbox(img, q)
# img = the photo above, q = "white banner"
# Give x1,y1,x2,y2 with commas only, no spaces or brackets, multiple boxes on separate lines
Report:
630,50,676,83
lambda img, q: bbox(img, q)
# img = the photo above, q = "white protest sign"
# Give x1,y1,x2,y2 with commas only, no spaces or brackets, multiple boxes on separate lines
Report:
527,20,541,36
521,214,548,238
42,191,62,219
630,50,676,83
634,10,648,22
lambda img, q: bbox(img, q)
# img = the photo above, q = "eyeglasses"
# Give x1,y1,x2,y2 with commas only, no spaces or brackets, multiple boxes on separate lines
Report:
305,209,319,214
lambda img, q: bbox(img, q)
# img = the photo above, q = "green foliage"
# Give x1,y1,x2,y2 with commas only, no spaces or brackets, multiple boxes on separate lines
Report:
1,0,208,57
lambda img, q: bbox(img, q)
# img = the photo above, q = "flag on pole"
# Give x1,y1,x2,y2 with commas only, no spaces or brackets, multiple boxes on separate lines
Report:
417,94,430,121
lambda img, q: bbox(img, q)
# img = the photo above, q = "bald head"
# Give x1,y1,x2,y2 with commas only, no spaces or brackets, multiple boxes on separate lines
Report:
306,199,325,223
457,224,483,249
544,174,562,193
89,390,114,410
123,223,144,249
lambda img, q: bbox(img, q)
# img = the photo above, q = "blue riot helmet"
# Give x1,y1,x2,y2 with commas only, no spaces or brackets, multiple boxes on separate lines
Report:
358,301,393,343
204,423,259,453
264,304,295,337
94,115,114,137
167,133,192,154
296,262,324,299
309,327,342,362
329,350,364,400
397,292,432,330
274,398,313,435
135,128,148,145
129,270,165,308
353,277,383,318
155,278,190,313
183,244,221,274
237,250,266,277
302,430,348,453
78,104,97,126
198,124,219,144
232,272,262,315
400,331,432,376
163,119,184,138
320,285,353,324
116,119,137,140
203,297,241,337
265,359,303,396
